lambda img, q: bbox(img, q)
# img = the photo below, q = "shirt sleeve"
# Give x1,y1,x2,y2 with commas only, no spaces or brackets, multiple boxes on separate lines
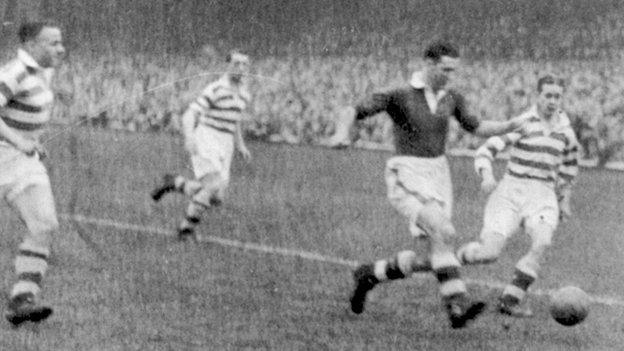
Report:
474,132,522,174
557,130,580,187
189,83,218,115
0,65,21,107
450,91,480,133
354,90,393,120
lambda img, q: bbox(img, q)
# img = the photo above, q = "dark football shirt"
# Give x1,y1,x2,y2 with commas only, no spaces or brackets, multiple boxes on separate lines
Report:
355,86,480,157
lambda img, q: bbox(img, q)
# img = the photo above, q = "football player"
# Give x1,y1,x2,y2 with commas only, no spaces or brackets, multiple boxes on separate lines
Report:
151,51,252,241
457,74,579,317
0,20,65,326
325,41,531,328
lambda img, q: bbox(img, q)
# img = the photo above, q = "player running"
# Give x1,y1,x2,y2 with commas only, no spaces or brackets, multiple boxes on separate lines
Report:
0,20,65,326
151,51,252,241
457,74,579,317
326,41,531,328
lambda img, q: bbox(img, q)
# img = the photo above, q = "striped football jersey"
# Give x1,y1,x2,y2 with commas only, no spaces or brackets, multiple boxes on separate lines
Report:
188,76,251,135
0,49,54,141
474,105,579,187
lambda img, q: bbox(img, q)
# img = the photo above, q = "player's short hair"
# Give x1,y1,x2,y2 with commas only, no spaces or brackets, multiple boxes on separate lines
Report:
225,50,250,63
537,74,565,92
423,41,459,62
18,19,59,43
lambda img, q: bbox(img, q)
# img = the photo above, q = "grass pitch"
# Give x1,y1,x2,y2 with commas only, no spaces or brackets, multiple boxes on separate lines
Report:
0,128,621,350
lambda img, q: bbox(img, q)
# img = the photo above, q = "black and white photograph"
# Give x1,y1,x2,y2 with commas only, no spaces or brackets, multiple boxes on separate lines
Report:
0,0,621,349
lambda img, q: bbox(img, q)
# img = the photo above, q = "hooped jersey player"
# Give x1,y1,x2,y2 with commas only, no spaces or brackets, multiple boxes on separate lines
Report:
475,105,579,203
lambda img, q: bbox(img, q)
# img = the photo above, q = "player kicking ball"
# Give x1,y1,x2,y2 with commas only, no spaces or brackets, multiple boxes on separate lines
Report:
151,51,252,241
325,42,531,328
457,75,579,318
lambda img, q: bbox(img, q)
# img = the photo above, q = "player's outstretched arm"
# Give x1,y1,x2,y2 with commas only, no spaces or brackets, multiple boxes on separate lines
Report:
473,114,532,138
321,106,356,148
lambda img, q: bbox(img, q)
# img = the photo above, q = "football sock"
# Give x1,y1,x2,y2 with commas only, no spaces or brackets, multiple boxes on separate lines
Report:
431,252,468,300
11,242,49,299
373,250,431,282
501,268,536,305
179,200,208,233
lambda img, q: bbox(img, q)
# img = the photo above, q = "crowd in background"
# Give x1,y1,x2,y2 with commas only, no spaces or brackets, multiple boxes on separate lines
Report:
48,52,624,163
2,0,623,164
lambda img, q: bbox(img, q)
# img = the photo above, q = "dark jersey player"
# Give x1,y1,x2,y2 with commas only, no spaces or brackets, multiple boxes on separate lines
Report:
325,41,530,328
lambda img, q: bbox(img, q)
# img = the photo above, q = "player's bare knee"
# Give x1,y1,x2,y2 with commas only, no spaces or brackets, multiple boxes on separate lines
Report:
395,250,418,275
531,235,552,256
28,216,58,238
199,172,221,188
526,224,554,250
192,187,214,208
458,230,505,264
479,244,501,263
481,230,505,258
29,225,54,248
458,241,498,265
417,201,454,240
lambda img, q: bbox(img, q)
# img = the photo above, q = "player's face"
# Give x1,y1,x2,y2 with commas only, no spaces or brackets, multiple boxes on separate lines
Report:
537,83,564,119
228,55,250,82
31,27,65,68
426,55,459,91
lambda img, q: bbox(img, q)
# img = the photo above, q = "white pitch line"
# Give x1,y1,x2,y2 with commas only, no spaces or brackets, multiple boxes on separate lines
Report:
60,213,624,308
62,214,359,267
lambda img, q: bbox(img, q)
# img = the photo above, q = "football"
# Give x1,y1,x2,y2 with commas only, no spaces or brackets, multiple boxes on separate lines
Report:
549,286,590,326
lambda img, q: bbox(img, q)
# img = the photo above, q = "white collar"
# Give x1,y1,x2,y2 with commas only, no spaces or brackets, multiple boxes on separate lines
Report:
410,71,446,113
528,104,570,129
17,49,41,70
409,71,427,89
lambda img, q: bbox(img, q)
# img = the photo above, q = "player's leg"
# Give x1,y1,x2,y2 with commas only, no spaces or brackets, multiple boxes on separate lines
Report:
416,158,486,328
350,160,485,327
350,249,431,314
416,201,486,328
457,185,519,265
177,171,225,241
348,164,432,314
151,173,203,201
151,149,207,202
499,207,557,318
5,181,57,326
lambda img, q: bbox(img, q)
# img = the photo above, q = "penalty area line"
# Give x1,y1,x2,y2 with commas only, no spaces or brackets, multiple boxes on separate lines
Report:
60,213,624,308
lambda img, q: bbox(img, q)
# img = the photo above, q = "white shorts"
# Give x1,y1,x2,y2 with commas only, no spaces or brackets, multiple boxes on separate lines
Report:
190,125,234,183
482,174,559,238
385,155,453,237
0,144,50,203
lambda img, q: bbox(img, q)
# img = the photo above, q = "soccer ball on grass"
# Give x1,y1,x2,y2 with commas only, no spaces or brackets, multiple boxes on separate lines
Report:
549,286,590,326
